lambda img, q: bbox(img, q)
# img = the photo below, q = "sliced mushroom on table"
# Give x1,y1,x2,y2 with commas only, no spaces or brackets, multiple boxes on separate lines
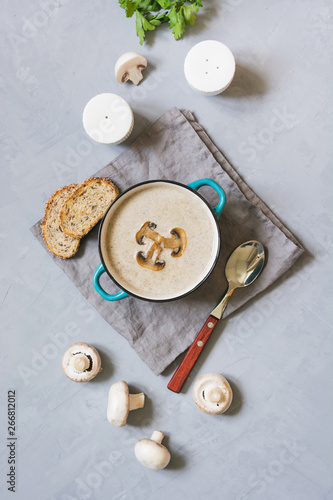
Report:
62,342,102,382
134,431,171,470
193,373,233,414
107,381,145,426
115,52,148,85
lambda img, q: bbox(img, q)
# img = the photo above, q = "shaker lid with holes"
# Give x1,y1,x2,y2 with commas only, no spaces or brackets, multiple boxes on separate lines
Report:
184,40,236,96
82,93,134,145
62,342,102,382
192,373,233,414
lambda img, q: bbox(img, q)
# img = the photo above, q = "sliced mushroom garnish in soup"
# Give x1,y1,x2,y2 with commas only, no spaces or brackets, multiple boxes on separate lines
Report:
163,228,187,257
135,222,187,271
136,221,163,245
136,243,165,271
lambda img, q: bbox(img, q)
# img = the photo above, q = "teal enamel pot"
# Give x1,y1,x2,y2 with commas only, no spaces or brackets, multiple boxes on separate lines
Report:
93,178,226,303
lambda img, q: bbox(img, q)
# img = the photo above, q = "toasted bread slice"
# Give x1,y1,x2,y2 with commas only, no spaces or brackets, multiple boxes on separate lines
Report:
60,177,119,238
41,184,81,259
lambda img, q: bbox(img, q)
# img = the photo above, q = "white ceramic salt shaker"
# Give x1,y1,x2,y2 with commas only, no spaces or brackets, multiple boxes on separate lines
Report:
82,93,134,145
184,40,236,96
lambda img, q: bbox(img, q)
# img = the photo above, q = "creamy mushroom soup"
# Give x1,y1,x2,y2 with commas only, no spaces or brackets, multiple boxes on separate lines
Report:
101,182,219,300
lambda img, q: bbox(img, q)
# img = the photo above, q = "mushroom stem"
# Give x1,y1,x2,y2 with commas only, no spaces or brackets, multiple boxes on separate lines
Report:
129,393,145,411
163,238,179,249
72,355,90,372
150,431,164,444
207,387,224,404
128,66,144,85
144,227,162,244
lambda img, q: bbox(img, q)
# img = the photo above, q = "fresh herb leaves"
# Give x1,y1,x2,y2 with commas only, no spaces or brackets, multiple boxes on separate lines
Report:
119,1,203,45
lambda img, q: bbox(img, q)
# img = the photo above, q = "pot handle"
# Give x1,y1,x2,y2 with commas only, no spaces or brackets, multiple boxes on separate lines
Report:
188,178,226,219
93,262,130,301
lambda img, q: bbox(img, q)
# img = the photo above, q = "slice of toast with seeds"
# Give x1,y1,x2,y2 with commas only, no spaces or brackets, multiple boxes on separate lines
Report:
41,184,81,259
60,177,119,238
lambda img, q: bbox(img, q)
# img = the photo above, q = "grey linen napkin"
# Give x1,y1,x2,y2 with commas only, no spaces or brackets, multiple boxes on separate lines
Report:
31,107,304,375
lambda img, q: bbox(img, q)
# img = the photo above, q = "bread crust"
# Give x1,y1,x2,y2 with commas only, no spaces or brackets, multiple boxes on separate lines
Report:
41,184,81,259
59,177,119,238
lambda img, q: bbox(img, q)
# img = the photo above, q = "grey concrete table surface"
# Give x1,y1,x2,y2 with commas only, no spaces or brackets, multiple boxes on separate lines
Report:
1,1,332,499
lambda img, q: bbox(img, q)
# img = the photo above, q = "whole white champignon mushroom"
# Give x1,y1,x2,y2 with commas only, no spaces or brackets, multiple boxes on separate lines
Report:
134,431,171,470
115,52,148,85
193,373,233,414
107,381,145,427
62,342,102,382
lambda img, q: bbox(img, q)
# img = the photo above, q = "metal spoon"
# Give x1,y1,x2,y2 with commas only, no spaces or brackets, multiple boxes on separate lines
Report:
167,240,265,393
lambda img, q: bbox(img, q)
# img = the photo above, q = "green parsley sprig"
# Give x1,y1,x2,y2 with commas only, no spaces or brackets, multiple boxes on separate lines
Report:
119,0,203,45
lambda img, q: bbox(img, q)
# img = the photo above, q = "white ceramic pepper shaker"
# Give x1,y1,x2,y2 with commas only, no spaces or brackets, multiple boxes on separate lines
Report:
82,93,134,145
184,40,236,95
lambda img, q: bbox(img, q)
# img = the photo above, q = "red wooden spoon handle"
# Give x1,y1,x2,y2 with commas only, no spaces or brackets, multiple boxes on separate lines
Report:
167,315,219,393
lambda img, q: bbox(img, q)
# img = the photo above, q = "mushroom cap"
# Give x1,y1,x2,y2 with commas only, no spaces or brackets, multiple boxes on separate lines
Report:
62,342,102,382
107,381,130,426
192,373,233,414
115,52,148,84
134,438,171,470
